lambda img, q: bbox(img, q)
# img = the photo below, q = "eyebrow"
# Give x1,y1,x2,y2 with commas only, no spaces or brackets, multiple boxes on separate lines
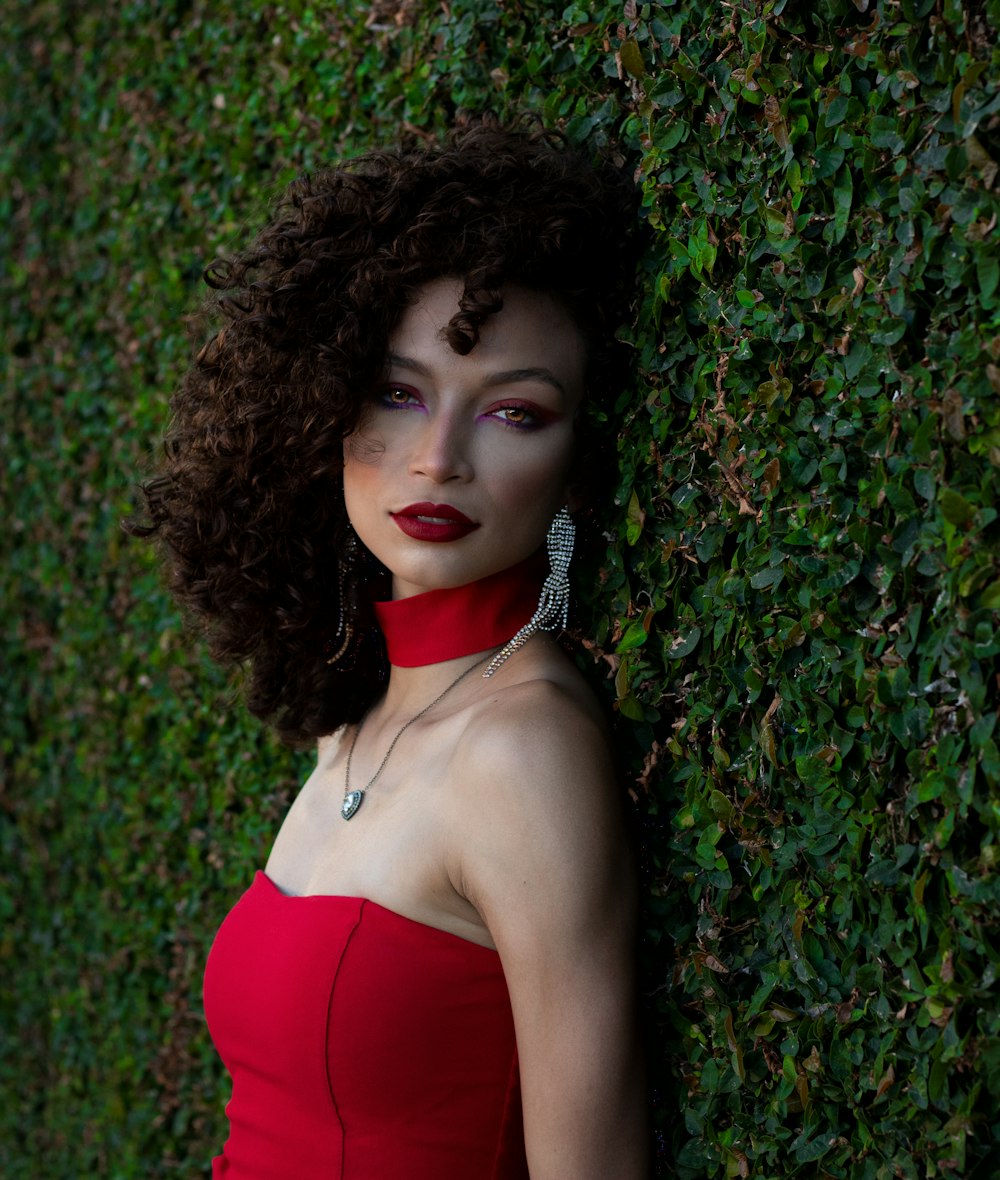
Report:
387,354,568,398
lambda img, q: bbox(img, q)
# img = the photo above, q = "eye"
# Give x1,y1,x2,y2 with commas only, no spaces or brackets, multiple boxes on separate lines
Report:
378,383,423,409
487,403,539,430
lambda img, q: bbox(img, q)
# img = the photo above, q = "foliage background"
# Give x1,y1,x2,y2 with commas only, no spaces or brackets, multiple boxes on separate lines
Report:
3,0,999,1176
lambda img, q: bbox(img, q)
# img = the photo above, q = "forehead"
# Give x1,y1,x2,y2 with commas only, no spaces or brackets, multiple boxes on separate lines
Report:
389,279,587,401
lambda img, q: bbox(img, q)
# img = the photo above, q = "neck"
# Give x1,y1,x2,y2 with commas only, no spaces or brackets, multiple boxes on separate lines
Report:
373,555,543,669
377,648,493,714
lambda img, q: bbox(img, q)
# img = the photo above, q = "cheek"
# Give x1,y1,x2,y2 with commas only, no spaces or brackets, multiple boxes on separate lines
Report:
344,427,386,467
490,444,573,519
342,441,383,530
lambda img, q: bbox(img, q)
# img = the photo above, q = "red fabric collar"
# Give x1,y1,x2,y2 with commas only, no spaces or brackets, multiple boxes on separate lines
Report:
373,556,542,667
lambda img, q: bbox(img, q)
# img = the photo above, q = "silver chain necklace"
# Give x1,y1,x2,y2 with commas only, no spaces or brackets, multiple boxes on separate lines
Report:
340,653,491,821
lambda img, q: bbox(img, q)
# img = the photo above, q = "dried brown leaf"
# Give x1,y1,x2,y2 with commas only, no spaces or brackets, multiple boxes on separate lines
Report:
764,95,789,149
875,1062,895,1099
760,457,781,495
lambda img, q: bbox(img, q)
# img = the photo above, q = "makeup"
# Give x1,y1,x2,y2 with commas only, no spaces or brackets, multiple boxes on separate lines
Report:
390,502,480,543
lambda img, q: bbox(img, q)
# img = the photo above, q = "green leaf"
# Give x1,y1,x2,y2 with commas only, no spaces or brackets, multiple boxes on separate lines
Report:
666,626,702,659
938,488,975,525
870,319,907,345
709,790,734,825
617,618,650,653
843,341,872,381
832,166,853,243
617,692,645,721
980,581,1000,609
626,488,645,545
764,205,788,237
823,94,849,128
620,39,644,79
913,469,936,503
750,567,784,589
977,250,999,303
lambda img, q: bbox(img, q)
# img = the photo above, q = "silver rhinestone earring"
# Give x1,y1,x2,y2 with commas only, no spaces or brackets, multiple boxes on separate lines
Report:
483,507,575,678
324,531,359,665
324,564,353,665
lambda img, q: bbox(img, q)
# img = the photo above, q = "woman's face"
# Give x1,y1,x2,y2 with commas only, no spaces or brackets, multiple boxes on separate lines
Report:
343,278,586,600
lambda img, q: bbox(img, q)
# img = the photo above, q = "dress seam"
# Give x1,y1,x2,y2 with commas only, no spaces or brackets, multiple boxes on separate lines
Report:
324,898,366,1178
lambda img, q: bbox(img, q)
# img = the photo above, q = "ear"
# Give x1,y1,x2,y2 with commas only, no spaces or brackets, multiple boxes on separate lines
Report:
564,482,585,515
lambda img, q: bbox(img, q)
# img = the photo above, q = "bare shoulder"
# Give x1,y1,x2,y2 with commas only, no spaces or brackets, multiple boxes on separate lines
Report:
316,724,347,770
455,666,619,813
451,669,633,942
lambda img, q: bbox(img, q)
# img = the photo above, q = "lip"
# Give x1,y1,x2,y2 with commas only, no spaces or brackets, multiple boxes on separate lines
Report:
391,502,480,543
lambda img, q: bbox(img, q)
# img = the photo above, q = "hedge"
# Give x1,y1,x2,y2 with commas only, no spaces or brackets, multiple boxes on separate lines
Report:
3,1,998,1176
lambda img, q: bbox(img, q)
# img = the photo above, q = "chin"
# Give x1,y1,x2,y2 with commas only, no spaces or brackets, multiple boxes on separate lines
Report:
389,548,539,599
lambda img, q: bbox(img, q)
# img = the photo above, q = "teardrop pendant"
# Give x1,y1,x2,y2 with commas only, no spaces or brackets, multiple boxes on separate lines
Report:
341,790,364,821
340,652,493,822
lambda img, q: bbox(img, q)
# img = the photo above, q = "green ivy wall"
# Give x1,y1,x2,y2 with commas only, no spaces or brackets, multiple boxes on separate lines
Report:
3,1,998,1176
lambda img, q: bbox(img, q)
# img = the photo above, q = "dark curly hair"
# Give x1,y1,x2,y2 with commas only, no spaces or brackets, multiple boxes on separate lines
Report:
130,117,638,745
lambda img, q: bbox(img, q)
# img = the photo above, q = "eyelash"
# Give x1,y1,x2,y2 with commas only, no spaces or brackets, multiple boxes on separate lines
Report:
486,402,538,431
377,387,541,431
380,385,422,409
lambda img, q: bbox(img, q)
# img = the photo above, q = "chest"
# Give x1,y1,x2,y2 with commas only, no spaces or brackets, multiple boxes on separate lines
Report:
262,725,489,943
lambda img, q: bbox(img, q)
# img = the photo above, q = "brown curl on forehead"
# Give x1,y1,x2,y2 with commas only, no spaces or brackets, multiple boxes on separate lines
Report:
127,115,640,745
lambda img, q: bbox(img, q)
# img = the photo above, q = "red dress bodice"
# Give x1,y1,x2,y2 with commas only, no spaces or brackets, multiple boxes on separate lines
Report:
203,872,528,1179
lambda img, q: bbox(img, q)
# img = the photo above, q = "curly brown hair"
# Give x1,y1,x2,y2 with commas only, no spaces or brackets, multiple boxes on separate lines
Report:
130,117,638,745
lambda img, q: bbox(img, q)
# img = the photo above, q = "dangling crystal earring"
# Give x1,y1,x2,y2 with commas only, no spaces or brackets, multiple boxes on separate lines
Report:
324,565,353,665
324,531,359,665
483,507,575,678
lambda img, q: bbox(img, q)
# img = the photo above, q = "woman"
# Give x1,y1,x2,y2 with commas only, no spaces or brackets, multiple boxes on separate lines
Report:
136,119,646,1178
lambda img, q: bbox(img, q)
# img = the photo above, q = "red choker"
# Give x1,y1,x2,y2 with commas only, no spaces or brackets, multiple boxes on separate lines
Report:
373,557,543,667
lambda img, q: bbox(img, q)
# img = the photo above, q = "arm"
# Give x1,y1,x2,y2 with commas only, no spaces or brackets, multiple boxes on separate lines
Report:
455,684,648,1180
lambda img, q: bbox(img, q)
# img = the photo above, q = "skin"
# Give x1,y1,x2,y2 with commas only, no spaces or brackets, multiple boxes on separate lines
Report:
342,279,584,596
265,279,648,1178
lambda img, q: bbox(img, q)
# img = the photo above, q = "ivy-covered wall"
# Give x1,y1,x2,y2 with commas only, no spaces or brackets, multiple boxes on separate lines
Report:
4,1,998,1176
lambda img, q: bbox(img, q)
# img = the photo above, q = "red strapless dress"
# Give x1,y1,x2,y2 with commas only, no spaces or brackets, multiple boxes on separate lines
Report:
203,872,528,1179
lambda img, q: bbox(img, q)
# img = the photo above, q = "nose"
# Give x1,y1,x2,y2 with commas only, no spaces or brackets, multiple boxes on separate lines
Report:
408,409,473,484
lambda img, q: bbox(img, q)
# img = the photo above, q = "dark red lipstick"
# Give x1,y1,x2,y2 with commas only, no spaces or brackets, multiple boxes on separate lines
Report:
390,502,480,542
